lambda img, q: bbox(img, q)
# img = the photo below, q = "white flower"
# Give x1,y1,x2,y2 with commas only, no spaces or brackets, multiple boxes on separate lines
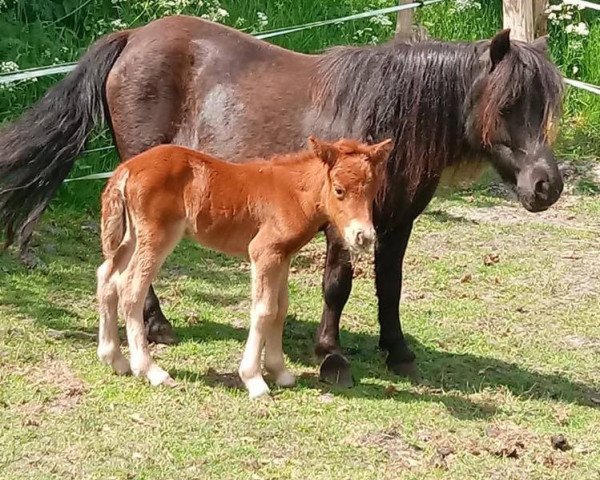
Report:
110,19,127,30
454,0,482,11
369,14,393,27
0,60,19,73
256,11,268,28
565,21,589,36
217,8,228,18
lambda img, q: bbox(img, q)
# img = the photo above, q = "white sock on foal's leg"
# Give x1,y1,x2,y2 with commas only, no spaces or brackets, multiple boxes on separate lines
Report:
97,263,130,375
264,273,295,388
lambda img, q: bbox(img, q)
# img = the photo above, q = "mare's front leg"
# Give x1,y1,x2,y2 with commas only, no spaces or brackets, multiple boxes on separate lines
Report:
143,285,178,345
315,225,354,387
374,222,417,378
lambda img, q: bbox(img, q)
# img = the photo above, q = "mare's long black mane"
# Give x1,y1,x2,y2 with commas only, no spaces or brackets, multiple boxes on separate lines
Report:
314,37,563,200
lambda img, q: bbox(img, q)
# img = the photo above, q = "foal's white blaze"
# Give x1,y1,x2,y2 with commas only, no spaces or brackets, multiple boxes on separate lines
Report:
344,219,376,252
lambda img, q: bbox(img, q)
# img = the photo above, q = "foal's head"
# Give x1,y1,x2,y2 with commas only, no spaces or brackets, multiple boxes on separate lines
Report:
467,29,564,212
309,136,392,252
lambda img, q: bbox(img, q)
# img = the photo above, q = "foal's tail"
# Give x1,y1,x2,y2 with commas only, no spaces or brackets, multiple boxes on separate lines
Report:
100,169,130,259
0,30,129,254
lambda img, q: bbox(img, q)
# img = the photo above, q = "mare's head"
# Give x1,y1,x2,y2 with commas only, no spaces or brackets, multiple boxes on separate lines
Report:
467,29,564,212
309,136,392,252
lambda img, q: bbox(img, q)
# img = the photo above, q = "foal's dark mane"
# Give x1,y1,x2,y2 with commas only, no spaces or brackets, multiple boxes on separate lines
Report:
313,37,563,204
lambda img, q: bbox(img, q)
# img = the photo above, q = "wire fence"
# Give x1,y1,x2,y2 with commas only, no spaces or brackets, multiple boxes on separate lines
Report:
0,0,598,182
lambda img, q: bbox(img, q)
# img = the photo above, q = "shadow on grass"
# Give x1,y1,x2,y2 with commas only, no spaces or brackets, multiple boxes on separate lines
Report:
1,213,597,419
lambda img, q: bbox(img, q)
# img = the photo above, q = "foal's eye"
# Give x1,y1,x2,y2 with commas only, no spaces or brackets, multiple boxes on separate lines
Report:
334,185,346,199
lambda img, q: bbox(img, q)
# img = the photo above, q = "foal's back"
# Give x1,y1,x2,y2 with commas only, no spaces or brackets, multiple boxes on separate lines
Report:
115,144,307,257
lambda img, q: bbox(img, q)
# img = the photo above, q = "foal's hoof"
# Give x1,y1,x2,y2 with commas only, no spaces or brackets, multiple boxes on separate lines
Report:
112,357,131,376
319,353,353,388
147,366,177,387
246,379,271,399
275,370,296,388
145,315,178,345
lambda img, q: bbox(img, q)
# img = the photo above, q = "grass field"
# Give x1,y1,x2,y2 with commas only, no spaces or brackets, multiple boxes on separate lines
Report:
1,0,600,478
1,180,599,479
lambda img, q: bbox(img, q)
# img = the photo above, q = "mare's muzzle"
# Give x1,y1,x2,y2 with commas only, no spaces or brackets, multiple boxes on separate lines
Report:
516,153,563,213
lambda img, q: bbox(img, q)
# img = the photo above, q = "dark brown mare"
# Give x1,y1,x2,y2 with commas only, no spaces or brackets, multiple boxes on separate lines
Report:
0,16,564,384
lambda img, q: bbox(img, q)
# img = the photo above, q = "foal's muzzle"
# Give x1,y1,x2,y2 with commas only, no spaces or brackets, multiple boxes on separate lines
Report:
345,221,376,253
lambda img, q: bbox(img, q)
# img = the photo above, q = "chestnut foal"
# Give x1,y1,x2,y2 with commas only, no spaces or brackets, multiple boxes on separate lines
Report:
96,137,391,398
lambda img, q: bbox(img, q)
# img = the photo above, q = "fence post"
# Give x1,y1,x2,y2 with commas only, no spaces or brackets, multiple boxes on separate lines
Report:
534,0,549,37
396,0,414,36
503,0,548,41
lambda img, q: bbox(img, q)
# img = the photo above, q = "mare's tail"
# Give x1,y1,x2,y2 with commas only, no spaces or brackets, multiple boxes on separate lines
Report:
100,169,130,259
0,31,129,253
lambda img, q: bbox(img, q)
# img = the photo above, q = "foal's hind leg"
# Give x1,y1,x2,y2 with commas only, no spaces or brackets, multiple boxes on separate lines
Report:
264,259,295,388
97,260,130,375
120,230,180,386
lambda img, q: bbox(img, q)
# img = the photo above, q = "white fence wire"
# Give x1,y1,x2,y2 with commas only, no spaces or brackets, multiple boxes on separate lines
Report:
0,0,597,182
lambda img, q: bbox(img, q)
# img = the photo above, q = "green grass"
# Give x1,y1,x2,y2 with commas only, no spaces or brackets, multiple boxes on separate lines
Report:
1,188,599,479
1,2,600,477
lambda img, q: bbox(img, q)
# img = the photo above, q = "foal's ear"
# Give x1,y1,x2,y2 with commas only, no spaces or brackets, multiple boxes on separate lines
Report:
490,28,511,71
531,34,549,54
308,136,338,168
368,138,393,165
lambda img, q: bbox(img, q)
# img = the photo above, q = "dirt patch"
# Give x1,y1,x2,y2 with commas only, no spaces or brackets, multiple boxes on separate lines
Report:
436,194,599,232
16,359,86,424
204,367,244,389
356,426,424,469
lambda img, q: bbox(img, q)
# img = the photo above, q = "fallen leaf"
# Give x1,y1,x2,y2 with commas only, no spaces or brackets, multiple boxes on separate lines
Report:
551,434,572,451
384,384,397,398
460,272,472,283
483,253,500,266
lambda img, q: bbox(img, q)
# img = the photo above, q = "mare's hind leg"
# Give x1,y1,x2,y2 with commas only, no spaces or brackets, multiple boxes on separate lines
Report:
315,225,354,387
96,260,130,375
264,259,295,388
144,286,178,345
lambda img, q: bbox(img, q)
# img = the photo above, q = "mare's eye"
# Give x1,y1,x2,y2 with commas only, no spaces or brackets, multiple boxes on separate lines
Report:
334,185,345,199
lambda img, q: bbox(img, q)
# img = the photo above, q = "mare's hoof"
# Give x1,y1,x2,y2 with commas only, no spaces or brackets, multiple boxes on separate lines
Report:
386,358,420,383
146,316,178,345
319,353,353,387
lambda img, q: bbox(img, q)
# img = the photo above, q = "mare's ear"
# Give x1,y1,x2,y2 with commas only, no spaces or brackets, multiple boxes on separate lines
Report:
531,34,549,54
490,29,511,71
308,136,338,168
368,138,393,165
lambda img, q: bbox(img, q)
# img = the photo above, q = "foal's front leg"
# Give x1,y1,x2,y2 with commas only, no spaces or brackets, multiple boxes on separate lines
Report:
264,261,295,388
238,250,287,399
